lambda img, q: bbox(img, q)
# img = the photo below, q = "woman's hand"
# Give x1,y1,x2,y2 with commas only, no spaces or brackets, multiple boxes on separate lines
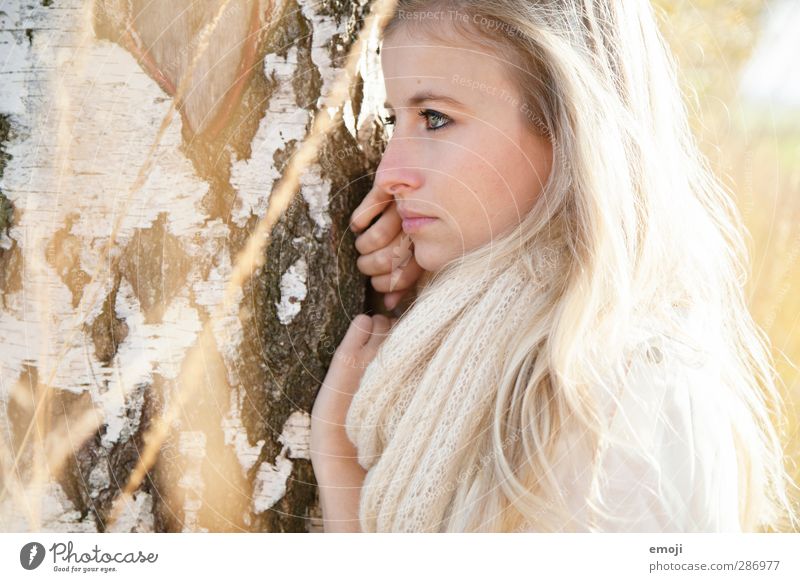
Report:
311,314,396,461
350,185,426,311
310,314,396,533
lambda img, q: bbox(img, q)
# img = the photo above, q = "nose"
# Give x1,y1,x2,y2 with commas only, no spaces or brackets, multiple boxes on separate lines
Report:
373,136,424,200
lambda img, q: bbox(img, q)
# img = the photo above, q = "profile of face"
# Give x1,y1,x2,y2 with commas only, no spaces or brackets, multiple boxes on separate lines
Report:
375,24,554,273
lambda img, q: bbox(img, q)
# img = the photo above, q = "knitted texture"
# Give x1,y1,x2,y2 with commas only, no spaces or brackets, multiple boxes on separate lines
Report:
345,251,549,532
342,228,748,532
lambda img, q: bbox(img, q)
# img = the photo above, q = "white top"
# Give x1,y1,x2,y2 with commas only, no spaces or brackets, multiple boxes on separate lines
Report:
543,345,742,532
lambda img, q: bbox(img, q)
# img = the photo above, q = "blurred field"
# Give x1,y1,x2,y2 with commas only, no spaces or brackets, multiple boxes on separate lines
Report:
655,0,800,523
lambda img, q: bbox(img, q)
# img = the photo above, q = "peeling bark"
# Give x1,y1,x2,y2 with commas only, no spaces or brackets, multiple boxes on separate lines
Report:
0,0,384,532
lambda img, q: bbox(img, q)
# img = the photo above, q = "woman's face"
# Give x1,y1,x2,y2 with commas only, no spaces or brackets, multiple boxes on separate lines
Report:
376,26,553,272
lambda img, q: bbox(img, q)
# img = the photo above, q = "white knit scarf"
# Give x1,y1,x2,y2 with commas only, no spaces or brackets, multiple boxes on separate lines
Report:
345,249,550,532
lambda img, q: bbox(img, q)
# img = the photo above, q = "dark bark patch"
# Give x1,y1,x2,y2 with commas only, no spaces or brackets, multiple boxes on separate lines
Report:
89,271,129,365
1,113,15,232
45,214,92,309
119,212,192,325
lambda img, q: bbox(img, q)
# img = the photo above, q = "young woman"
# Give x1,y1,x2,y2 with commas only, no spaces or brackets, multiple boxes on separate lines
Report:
310,0,799,533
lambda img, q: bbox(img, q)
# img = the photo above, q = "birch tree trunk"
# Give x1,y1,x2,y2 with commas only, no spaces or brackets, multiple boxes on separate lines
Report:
0,0,385,533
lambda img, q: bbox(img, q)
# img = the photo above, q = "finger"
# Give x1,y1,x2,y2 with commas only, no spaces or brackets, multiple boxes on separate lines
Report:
388,256,424,293
350,183,394,234
364,314,392,352
384,289,408,311
356,230,412,276
370,256,426,294
354,203,404,256
338,314,373,352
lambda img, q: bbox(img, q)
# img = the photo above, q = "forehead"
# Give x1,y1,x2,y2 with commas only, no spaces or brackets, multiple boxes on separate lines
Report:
380,26,521,109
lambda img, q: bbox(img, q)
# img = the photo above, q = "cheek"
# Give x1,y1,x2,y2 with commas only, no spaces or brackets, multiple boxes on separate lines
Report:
473,158,528,224
489,143,550,223
435,159,517,245
436,185,483,239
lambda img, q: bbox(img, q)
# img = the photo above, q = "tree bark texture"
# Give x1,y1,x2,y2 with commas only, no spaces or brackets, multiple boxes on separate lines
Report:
0,0,385,532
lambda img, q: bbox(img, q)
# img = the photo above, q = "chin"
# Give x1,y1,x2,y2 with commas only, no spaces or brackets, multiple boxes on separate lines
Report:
414,242,465,274
411,243,445,273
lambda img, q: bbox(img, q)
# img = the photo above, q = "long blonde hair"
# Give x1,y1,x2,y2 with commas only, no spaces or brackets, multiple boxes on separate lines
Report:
379,0,799,531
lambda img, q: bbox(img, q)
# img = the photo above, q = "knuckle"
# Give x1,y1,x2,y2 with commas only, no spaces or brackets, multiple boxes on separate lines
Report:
371,225,391,247
373,314,390,325
354,234,368,254
371,275,388,292
377,251,393,273
358,231,379,254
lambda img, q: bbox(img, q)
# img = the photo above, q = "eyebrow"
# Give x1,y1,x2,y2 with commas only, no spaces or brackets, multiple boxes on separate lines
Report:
384,90,469,111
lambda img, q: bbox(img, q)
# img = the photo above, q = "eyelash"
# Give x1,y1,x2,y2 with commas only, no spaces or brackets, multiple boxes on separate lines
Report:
381,109,451,131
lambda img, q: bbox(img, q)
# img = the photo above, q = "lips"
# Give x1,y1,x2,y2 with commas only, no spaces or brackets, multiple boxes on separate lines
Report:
396,206,437,234
396,207,436,220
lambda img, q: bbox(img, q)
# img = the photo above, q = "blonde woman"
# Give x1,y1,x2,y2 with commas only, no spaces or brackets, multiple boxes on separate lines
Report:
310,0,799,533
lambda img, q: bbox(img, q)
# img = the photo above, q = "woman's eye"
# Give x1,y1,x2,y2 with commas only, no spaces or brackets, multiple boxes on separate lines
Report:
418,108,450,131
380,109,451,131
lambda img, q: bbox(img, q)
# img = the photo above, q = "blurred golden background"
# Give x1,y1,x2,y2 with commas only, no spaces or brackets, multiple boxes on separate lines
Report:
656,0,800,512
